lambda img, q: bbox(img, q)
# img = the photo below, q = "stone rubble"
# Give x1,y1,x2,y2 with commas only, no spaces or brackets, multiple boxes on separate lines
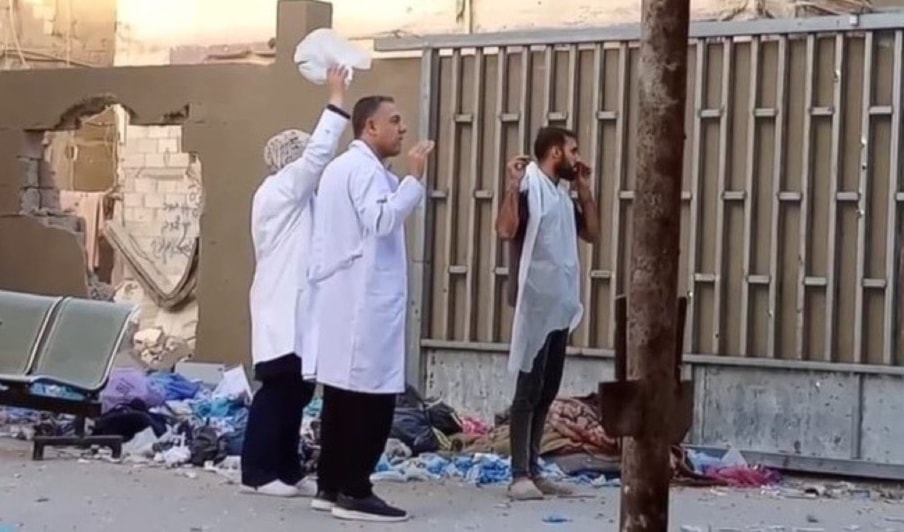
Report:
132,326,193,371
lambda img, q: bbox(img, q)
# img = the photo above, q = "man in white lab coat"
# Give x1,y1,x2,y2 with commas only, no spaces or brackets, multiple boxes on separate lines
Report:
304,95,434,522
495,126,599,501
241,66,350,498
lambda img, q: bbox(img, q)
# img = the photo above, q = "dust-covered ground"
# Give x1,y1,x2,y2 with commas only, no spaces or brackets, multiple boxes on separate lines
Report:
1,439,903,532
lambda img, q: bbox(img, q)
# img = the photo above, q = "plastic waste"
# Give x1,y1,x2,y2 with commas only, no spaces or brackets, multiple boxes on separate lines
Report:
542,514,573,524
294,28,372,85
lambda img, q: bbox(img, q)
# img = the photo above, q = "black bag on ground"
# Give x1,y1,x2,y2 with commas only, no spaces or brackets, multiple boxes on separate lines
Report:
390,407,440,455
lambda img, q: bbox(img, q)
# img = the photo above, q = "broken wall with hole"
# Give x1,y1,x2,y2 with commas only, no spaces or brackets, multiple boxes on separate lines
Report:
0,0,422,366
113,117,202,344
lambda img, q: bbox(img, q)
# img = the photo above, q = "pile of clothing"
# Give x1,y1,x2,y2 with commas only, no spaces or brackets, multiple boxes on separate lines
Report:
0,368,779,489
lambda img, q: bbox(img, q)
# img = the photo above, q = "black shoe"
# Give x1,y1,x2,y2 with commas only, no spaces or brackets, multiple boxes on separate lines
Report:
311,490,338,512
331,494,409,522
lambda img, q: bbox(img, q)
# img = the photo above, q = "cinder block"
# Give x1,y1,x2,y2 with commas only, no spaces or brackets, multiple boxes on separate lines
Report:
125,207,153,224
19,157,40,188
40,187,60,210
120,140,140,155
164,152,191,168
123,192,143,208
158,139,179,154
137,138,159,154
148,126,170,139
19,188,40,212
146,168,187,181
122,153,145,168
119,176,136,192
164,193,187,206
143,192,165,209
134,178,158,194
126,125,147,140
145,153,166,167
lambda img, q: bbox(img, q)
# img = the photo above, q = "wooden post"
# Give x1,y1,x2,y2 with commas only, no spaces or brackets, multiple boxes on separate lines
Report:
619,0,691,527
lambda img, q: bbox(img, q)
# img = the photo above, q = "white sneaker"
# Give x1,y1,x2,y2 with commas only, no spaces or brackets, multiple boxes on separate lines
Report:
295,477,318,497
241,480,300,498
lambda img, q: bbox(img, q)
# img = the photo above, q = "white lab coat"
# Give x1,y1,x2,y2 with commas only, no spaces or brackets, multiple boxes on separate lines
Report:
305,140,424,394
248,107,349,374
508,162,584,374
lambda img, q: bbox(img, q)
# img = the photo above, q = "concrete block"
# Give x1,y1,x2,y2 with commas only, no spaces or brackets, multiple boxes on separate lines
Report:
125,207,153,224
164,152,191,168
19,157,40,188
148,126,170,139
125,125,147,140
123,192,143,208
145,167,187,181
120,176,136,192
144,193,165,209
145,153,166,167
39,187,60,210
19,188,40,212
164,193,187,207
137,138,159,154
158,139,179,153
37,159,56,188
134,178,158,194
123,153,145,168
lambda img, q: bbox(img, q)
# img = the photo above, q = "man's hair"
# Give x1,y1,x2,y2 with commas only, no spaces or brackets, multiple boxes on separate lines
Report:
352,95,395,138
533,126,577,161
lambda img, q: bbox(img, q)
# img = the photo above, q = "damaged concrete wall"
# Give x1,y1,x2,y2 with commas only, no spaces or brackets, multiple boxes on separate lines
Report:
0,0,422,365
113,116,201,341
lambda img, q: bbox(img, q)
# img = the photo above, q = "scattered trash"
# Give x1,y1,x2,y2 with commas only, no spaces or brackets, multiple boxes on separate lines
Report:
542,514,572,524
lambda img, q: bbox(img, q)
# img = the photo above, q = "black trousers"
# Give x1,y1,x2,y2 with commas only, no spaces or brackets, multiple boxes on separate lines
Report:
241,353,315,488
317,385,396,499
509,329,568,479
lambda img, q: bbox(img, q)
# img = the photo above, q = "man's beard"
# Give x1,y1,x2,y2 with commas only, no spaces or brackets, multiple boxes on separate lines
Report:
555,160,577,181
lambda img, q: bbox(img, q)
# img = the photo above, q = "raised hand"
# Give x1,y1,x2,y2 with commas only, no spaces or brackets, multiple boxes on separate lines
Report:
407,140,436,179
326,65,349,108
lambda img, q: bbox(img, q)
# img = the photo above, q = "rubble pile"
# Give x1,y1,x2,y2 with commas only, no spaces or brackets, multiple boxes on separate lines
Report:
132,327,193,371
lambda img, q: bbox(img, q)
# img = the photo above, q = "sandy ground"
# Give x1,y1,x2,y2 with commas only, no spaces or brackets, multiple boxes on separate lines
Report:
1,439,903,532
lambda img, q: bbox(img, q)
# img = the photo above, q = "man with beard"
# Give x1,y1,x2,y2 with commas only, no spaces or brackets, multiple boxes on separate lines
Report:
495,126,600,501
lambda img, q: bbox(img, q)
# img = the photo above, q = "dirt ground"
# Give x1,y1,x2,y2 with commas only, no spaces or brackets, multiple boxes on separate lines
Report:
1,439,903,532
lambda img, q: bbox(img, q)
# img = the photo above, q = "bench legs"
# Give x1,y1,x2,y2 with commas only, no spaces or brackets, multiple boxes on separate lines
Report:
32,415,123,461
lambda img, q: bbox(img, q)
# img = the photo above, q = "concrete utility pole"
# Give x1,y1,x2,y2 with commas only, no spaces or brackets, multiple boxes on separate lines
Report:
621,0,691,528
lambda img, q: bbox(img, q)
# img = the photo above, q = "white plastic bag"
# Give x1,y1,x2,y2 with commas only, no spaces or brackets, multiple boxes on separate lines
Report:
293,28,372,85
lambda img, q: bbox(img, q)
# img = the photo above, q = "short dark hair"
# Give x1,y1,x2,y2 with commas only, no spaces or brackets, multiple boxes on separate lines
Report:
533,126,577,161
352,95,394,138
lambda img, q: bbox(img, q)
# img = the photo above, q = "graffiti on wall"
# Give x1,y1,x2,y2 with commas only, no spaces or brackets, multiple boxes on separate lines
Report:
150,157,202,267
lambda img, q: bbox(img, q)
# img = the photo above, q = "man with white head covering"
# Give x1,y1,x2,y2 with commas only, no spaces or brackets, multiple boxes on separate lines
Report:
240,65,350,498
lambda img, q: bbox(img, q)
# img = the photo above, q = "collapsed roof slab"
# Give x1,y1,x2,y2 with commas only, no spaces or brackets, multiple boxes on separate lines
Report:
0,0,422,365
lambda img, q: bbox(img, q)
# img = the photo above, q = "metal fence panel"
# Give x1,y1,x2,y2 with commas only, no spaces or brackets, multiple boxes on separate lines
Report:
381,17,904,366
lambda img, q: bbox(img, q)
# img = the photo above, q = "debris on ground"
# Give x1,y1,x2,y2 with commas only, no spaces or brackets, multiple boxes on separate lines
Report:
131,327,193,370
0,366,830,494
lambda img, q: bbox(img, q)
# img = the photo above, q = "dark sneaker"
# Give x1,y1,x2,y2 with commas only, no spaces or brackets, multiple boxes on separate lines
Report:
331,494,409,522
311,490,338,512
